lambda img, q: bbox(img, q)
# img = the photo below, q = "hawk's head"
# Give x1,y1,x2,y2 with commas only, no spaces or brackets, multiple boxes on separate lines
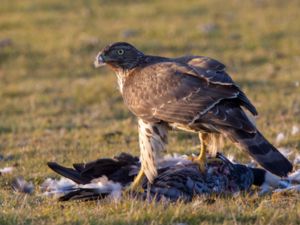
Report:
94,42,144,70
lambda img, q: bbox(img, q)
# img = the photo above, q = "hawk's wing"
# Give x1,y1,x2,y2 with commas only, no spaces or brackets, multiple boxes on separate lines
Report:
123,59,292,177
175,55,230,84
176,55,257,114
123,60,256,132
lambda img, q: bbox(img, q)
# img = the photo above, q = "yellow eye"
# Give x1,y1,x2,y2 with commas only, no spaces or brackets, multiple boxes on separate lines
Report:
117,49,124,55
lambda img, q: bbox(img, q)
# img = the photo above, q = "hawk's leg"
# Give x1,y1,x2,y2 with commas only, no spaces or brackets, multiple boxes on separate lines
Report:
192,133,208,172
126,168,145,193
190,133,222,172
126,119,168,192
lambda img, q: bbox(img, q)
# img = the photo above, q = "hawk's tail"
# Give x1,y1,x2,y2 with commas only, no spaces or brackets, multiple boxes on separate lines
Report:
223,129,293,177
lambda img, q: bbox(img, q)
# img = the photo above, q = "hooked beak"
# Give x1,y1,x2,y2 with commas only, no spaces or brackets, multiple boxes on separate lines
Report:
94,52,106,68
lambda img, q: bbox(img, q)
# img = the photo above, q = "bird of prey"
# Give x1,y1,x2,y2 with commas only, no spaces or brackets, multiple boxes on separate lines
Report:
94,42,292,191
47,152,274,202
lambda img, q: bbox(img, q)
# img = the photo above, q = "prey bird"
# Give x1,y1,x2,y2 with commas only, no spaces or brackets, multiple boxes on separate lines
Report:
94,42,292,191
47,153,277,202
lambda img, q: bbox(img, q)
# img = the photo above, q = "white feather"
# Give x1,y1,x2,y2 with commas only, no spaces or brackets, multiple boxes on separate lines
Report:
0,167,14,174
41,178,76,196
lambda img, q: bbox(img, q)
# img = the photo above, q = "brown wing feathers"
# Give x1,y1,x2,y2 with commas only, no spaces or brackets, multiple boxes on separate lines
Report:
122,55,292,177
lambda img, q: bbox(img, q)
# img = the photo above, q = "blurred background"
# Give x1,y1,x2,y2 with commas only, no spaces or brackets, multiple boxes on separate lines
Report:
0,0,300,179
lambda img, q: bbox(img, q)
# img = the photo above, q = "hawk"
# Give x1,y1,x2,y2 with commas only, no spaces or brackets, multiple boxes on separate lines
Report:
94,42,292,191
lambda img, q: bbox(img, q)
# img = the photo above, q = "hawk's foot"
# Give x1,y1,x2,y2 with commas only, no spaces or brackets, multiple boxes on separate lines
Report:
123,169,145,195
189,156,223,173
190,132,209,173
189,155,207,173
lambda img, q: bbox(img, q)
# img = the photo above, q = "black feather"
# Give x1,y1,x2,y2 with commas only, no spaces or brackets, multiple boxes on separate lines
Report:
48,153,139,185
59,189,110,201
47,162,89,184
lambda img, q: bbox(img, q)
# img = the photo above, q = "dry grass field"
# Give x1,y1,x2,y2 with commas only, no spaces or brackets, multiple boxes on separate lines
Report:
0,0,300,224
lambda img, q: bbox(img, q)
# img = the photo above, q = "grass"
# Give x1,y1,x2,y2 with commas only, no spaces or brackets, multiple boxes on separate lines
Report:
0,0,300,224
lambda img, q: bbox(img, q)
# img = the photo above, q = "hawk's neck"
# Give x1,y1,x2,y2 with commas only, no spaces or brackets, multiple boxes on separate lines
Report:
114,55,171,94
142,55,171,65
115,69,129,94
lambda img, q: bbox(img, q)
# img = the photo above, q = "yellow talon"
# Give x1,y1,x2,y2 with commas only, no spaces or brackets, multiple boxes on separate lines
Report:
190,133,208,173
191,157,206,173
124,169,145,194
189,133,224,172
189,149,206,172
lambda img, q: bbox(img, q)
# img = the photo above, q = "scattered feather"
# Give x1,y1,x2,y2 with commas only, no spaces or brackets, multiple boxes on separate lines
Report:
293,154,300,166
0,167,14,175
41,176,122,201
86,177,122,201
291,125,299,136
287,169,300,183
12,176,34,194
41,177,76,196
276,132,285,144
260,169,300,194
273,185,300,193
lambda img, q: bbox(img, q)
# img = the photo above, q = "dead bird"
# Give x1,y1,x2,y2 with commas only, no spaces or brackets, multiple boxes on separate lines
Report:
46,152,287,202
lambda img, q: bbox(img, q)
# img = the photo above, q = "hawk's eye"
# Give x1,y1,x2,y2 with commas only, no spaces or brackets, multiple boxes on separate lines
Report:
117,49,124,55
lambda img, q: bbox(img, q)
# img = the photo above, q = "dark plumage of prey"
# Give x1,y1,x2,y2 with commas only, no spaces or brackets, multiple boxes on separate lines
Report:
94,42,292,190
47,153,271,202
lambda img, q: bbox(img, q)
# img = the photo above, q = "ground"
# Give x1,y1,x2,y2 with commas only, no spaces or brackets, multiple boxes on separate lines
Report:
0,0,300,224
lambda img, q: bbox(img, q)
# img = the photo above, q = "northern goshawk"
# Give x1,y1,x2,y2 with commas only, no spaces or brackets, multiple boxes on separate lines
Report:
94,42,292,191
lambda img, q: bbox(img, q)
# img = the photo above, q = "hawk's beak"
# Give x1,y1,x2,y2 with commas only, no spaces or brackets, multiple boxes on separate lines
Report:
94,53,106,68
